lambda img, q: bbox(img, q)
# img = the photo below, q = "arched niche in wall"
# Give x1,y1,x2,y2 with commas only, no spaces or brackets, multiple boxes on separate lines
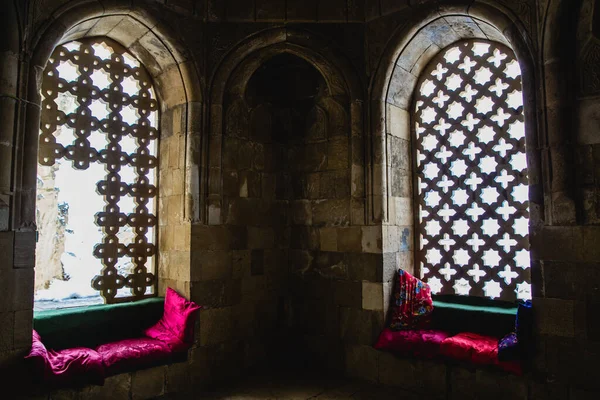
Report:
206,28,364,227
221,53,339,230
19,0,203,298
369,3,543,309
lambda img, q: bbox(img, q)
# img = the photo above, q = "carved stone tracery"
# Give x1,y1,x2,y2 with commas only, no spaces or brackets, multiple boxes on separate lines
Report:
40,38,159,303
414,40,531,302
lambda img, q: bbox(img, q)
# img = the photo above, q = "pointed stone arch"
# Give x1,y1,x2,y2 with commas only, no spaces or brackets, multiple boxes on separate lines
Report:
368,2,542,313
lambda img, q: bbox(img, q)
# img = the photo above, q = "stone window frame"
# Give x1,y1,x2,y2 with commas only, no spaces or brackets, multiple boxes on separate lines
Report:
369,5,544,312
15,2,203,307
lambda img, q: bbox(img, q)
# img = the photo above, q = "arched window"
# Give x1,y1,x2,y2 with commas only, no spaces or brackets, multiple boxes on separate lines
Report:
35,38,159,307
413,40,530,302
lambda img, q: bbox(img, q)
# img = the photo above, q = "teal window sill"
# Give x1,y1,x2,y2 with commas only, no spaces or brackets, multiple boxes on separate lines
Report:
34,297,165,350
431,296,517,337
433,300,517,315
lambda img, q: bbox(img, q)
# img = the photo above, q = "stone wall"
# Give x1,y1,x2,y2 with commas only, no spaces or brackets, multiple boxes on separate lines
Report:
1,0,600,399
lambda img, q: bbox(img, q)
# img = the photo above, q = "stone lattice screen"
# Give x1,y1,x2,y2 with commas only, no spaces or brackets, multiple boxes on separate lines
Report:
39,38,159,303
413,40,531,302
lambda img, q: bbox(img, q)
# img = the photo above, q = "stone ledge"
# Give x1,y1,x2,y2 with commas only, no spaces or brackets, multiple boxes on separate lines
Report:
39,361,189,400
346,344,528,400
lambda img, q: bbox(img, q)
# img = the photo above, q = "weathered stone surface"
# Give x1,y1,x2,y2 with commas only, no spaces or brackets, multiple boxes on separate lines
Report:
13,309,32,349
474,368,527,400
166,361,190,394
131,366,166,400
448,366,476,400
337,226,362,252
531,226,582,262
543,261,576,299
232,250,251,279
333,280,361,308
387,66,417,110
339,307,383,345
192,225,247,250
362,282,383,310
312,199,351,227
199,307,234,346
287,0,318,21
361,226,382,253
378,352,419,389
314,251,348,279
83,373,131,400
256,0,286,20
13,231,35,269
291,200,312,225
226,0,254,21
319,227,338,251
191,279,241,308
345,344,379,383
536,297,575,337
347,252,381,282
327,137,349,170
192,250,232,281
417,359,447,398
0,312,14,351
290,226,320,250
250,249,264,276
247,226,275,249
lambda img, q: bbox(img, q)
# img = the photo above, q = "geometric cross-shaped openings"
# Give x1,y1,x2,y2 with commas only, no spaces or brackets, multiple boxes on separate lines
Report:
38,38,159,304
414,40,531,302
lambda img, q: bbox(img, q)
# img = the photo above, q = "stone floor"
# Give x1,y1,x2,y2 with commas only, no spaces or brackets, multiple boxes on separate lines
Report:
159,371,432,400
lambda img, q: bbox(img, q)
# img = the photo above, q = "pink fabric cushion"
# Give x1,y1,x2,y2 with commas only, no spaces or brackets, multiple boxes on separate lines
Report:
47,347,105,386
374,328,449,358
96,337,172,375
25,330,50,379
25,330,105,387
144,287,201,352
440,332,522,374
441,332,497,363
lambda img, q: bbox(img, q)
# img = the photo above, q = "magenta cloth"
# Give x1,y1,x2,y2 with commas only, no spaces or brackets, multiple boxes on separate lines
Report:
440,332,522,374
144,287,202,352
389,269,434,330
96,337,172,375
374,328,449,358
25,330,105,387
26,330,50,378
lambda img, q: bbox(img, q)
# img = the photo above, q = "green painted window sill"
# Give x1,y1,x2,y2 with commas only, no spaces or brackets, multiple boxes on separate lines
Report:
34,297,165,350
433,300,518,315
431,296,517,337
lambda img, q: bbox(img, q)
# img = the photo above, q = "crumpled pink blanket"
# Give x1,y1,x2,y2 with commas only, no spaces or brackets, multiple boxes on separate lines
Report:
26,330,105,387
25,287,202,386
375,328,449,358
